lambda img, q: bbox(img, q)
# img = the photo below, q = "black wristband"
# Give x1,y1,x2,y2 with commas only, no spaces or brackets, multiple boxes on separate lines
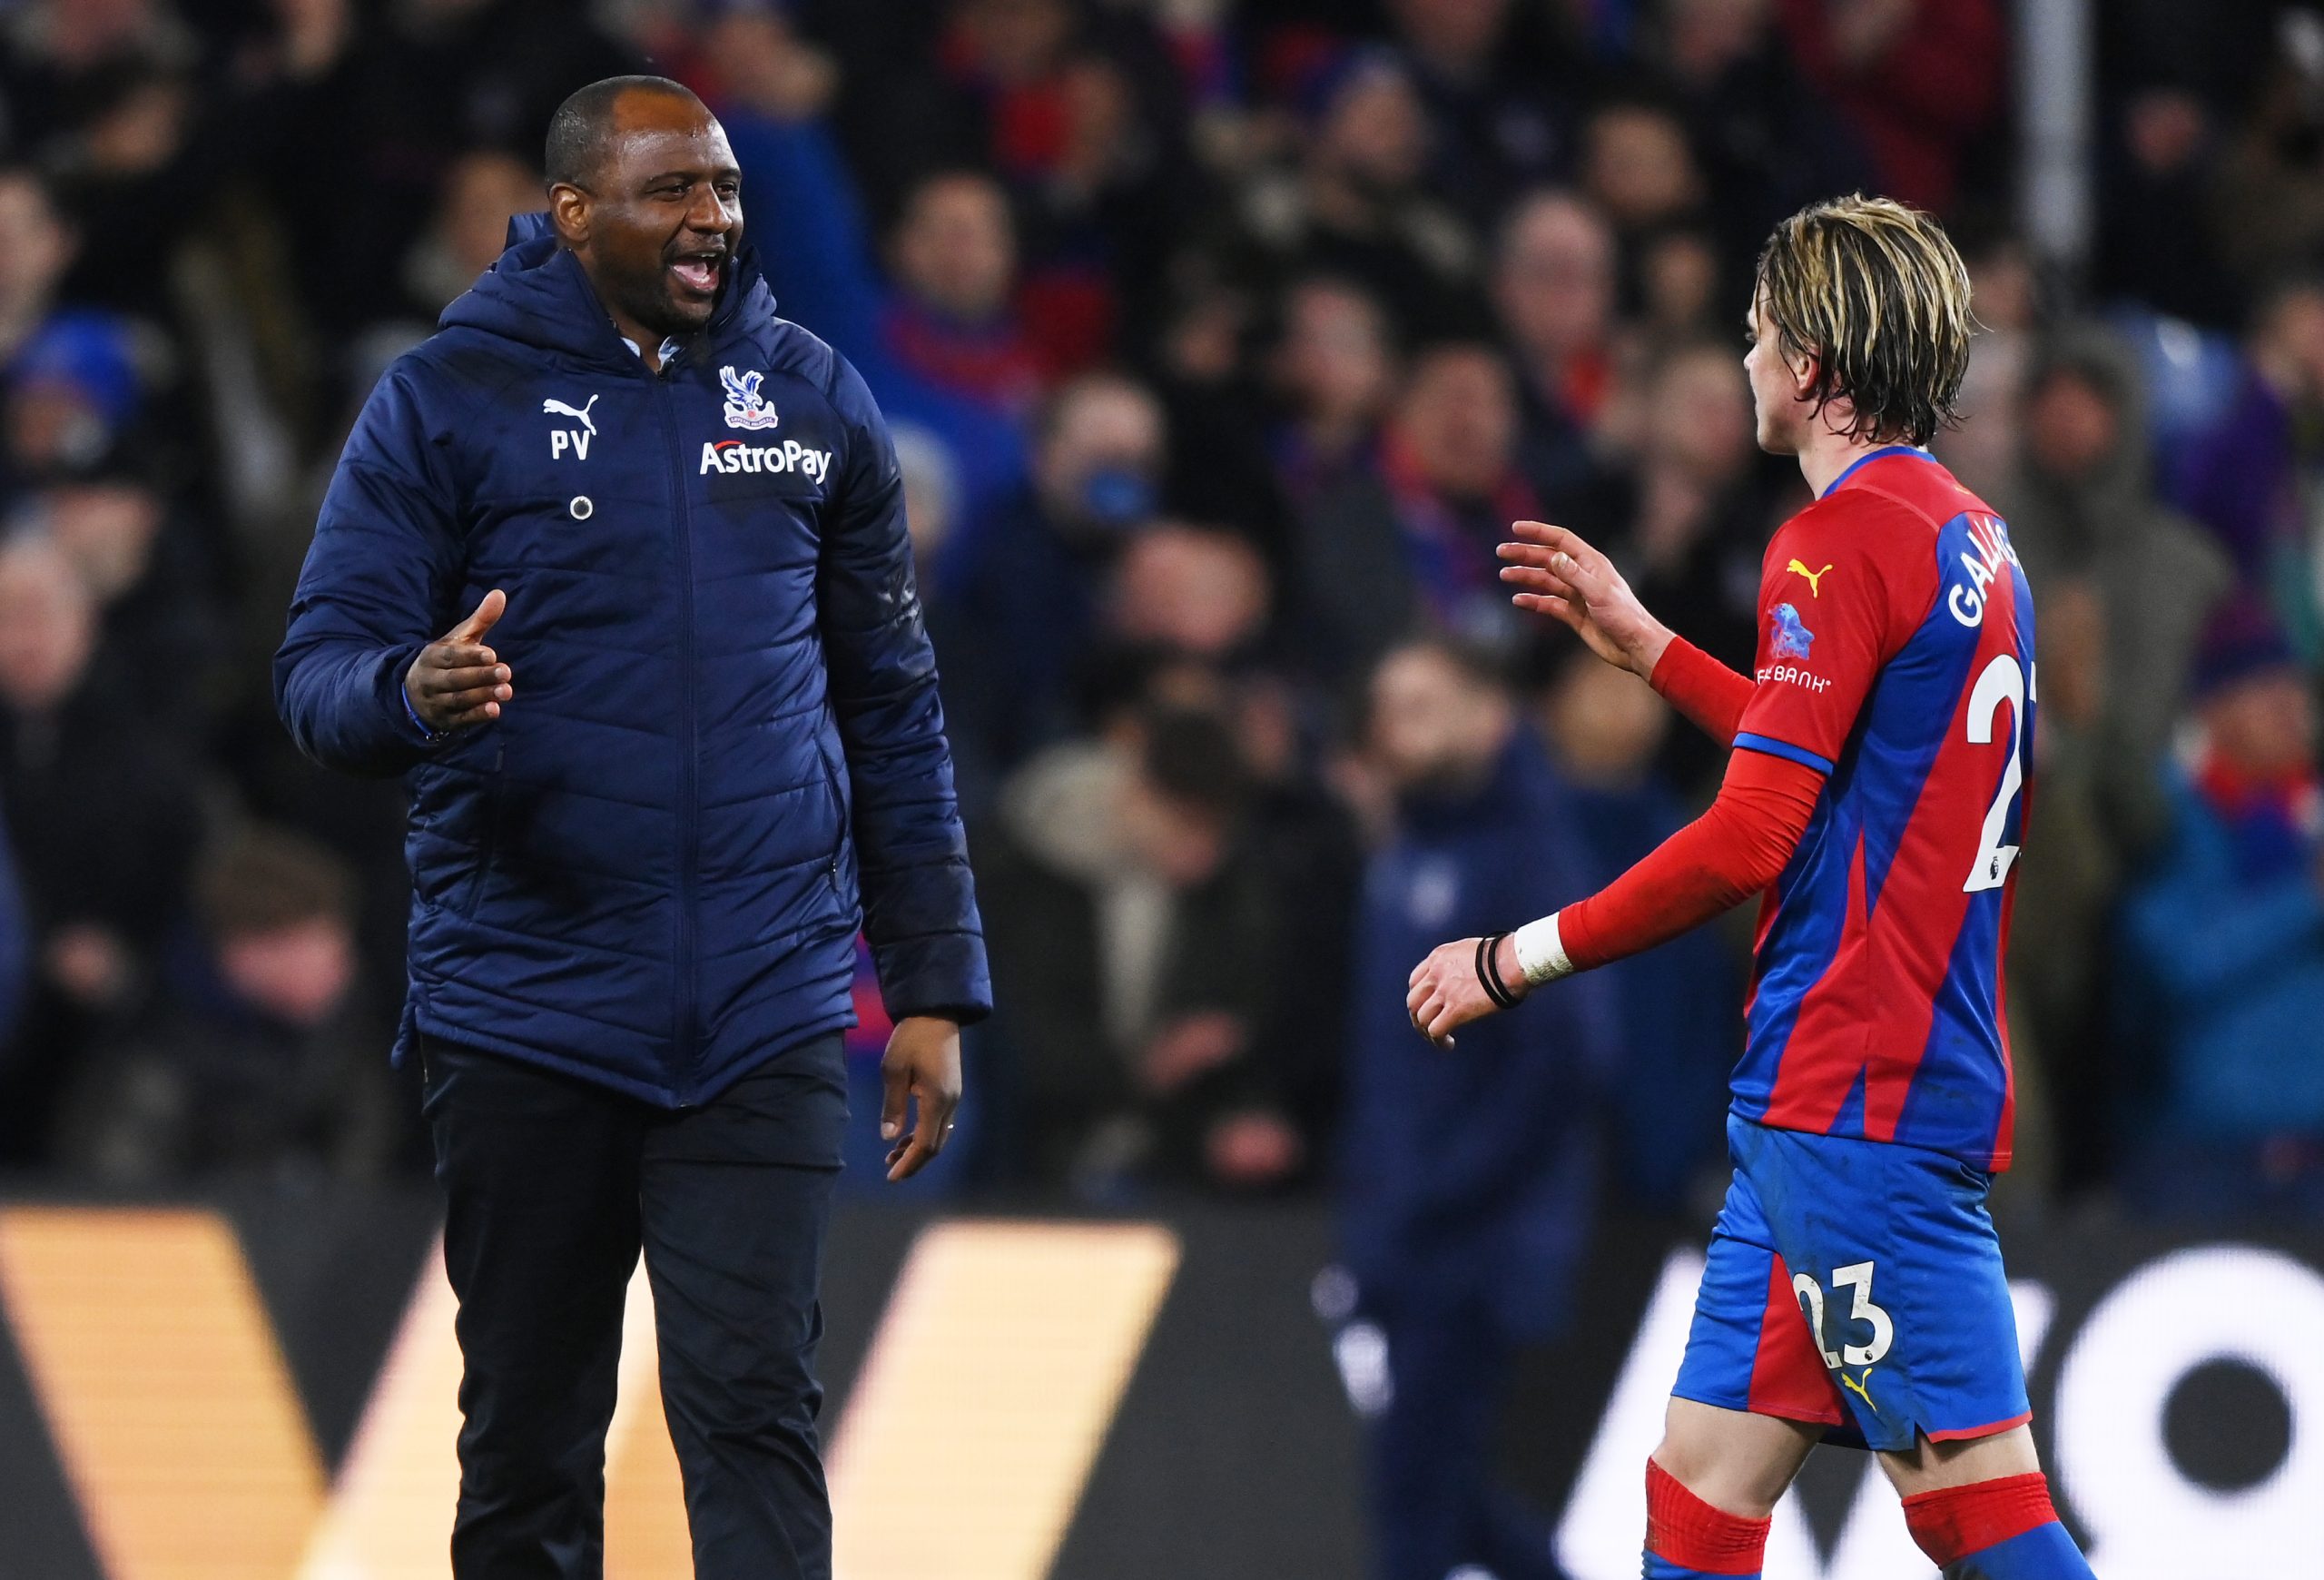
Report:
1475,932,1520,1010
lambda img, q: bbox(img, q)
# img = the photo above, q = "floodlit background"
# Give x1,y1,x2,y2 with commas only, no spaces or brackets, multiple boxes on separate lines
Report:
0,0,2319,1576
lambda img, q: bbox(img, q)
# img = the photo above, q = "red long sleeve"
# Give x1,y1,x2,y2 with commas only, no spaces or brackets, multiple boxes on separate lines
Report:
1649,635,1753,746
1559,748,1826,972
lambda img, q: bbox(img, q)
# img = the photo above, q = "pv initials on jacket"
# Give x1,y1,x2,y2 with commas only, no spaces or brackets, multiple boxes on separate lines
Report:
544,394,599,459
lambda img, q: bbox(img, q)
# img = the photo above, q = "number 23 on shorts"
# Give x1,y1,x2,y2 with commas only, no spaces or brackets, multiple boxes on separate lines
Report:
1793,1259,1896,1370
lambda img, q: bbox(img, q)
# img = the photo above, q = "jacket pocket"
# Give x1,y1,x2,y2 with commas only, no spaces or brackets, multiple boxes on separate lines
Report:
815,734,856,905
458,741,507,918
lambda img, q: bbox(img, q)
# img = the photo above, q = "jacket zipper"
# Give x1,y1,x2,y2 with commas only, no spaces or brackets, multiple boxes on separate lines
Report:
653,366,701,1091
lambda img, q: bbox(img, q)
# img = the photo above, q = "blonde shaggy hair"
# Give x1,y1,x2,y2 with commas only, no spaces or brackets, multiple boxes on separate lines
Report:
1753,194,1975,447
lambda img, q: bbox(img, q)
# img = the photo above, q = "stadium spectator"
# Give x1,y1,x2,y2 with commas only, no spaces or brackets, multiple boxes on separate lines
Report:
53,824,400,1184
23,476,222,738
1773,0,2005,212
980,705,1307,1196
1491,189,1621,499
1229,46,1483,341
1655,0,1875,277
1264,274,1398,516
717,72,1032,533
1994,327,2232,1193
1384,0,1569,231
1577,98,1708,261
2120,602,2324,1218
2095,86,2240,330
1337,638,1617,1580
1537,647,1735,1210
950,371,1171,773
2175,277,2324,621
2205,16,2324,296
1296,340,1534,680
0,533,202,1154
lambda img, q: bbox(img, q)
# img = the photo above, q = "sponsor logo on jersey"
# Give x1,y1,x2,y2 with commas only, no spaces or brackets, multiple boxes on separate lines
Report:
699,438,832,484
1755,663,1831,694
1768,602,1815,661
1787,558,1834,597
720,365,780,430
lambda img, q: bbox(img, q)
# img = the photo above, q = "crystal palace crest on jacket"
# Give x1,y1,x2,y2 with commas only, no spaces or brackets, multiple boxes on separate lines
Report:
720,366,779,430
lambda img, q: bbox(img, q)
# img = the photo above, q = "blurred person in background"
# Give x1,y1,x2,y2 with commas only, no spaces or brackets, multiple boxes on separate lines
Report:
0,531,201,1158
1774,0,2005,212
1996,326,2232,1194
1384,0,1569,231
1338,637,1616,1580
2119,601,2324,1219
1577,96,1709,276
881,168,1050,415
980,702,1308,1197
2175,275,2324,632
1654,0,1874,279
1492,188,1621,500
19,473,222,739
950,370,1170,770
1232,45,1483,341
1538,647,1736,1210
0,167,149,478
399,148,549,324
54,823,401,1185
1266,273,1399,515
270,0,640,343
1298,339,1534,680
713,44,1034,539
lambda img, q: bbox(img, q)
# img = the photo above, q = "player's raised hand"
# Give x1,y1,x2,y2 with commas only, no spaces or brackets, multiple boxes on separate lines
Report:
1405,935,1526,1050
405,588,514,734
1497,521,1673,677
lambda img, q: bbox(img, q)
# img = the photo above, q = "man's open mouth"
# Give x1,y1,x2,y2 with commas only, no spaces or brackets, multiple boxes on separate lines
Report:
669,253,724,296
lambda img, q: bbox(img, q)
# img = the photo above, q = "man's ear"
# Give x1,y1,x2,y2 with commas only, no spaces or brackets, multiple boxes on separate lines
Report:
1788,343,1820,401
548,182,590,249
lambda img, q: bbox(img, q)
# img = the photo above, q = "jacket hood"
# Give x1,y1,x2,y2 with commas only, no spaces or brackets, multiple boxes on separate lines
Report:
2002,320,2156,554
437,211,778,373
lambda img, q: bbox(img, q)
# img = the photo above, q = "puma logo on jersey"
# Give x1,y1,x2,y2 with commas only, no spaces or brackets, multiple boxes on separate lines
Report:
1840,1368,1877,1412
1787,558,1834,597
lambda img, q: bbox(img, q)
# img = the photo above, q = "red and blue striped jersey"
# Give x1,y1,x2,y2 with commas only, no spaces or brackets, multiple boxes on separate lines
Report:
1728,447,2034,1170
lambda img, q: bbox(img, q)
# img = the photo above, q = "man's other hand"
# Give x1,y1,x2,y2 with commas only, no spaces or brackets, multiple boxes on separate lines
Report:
881,1014,963,1181
405,588,513,734
1405,934,1526,1050
1497,521,1673,677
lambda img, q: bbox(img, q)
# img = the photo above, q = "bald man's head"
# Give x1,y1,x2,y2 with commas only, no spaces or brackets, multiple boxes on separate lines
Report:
544,76,743,347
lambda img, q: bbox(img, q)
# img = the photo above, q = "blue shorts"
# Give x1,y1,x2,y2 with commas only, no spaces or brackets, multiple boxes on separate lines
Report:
1670,1115,2031,1453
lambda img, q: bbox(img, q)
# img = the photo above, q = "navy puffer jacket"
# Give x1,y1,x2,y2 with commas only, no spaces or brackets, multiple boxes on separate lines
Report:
275,215,990,1105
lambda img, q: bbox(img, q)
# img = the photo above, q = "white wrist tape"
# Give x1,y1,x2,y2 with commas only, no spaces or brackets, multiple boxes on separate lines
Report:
1512,913,1574,987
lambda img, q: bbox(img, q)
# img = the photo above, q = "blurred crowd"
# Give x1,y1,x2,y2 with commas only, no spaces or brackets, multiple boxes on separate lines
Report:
1,0,2323,1230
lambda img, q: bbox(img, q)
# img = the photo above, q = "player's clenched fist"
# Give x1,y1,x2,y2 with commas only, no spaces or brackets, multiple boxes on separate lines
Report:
1406,933,1527,1050
405,588,515,734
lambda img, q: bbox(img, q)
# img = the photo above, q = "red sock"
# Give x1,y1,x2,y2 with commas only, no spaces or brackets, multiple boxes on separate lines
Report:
1646,1459,1771,1576
1901,1472,2058,1566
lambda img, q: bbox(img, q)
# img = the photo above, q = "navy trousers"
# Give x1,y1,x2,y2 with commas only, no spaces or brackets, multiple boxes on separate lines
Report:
420,1032,847,1580
1364,1288,1570,1580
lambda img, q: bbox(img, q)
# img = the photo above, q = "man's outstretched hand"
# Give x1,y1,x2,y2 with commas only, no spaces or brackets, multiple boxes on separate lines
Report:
405,588,513,734
1406,934,1529,1050
1496,521,1673,677
881,1015,963,1181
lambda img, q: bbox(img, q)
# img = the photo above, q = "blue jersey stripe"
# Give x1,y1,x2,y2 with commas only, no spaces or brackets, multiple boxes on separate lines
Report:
1734,732,1835,775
